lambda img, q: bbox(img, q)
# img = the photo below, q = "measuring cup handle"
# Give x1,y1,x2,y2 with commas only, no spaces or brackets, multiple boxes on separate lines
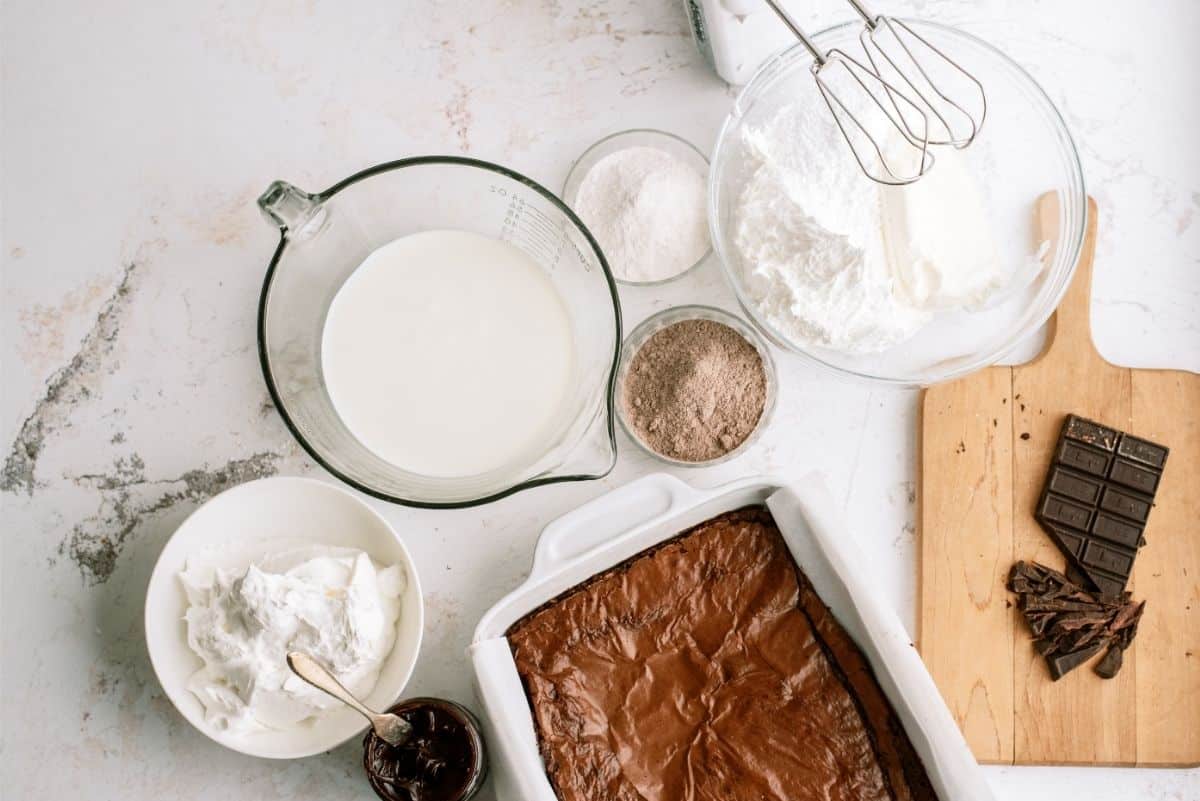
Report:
530,473,702,579
258,180,323,236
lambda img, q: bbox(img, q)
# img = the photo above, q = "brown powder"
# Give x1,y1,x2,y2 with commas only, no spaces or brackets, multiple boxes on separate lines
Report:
622,318,768,462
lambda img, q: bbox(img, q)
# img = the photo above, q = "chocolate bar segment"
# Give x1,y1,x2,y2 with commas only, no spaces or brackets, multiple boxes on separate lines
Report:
1036,415,1169,597
1099,486,1151,522
1117,435,1168,468
1064,415,1120,450
1056,439,1112,477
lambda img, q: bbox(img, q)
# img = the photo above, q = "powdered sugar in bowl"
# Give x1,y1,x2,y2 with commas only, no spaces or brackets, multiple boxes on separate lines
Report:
709,20,1086,387
564,129,712,286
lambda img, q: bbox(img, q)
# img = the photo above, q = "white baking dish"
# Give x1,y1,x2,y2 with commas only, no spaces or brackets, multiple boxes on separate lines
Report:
469,473,995,801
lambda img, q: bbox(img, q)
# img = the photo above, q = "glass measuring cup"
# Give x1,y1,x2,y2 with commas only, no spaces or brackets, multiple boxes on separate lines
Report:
256,157,621,508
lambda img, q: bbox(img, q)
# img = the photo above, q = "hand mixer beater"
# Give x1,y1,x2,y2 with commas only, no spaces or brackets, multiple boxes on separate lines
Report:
762,0,987,185
847,0,986,147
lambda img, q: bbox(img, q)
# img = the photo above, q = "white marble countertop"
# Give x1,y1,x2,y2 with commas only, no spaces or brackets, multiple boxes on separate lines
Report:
3,0,1198,798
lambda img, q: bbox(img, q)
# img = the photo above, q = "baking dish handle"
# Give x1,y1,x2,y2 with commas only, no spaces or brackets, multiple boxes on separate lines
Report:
530,473,702,579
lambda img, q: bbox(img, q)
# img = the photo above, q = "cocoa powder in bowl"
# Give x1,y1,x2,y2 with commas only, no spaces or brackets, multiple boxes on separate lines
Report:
621,317,768,463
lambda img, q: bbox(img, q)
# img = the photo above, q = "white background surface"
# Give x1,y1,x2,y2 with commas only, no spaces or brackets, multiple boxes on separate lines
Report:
2,1,1198,799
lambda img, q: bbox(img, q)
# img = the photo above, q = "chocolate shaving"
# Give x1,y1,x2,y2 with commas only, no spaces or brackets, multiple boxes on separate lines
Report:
1094,644,1124,679
1006,561,1146,680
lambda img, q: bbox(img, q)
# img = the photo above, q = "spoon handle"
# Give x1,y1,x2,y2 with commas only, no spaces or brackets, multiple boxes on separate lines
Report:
286,651,375,722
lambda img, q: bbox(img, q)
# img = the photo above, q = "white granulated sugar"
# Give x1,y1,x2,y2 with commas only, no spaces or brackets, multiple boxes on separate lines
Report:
734,95,1043,355
573,145,710,283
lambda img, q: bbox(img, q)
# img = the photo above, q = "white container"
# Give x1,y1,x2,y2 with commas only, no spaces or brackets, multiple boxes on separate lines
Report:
469,473,994,801
145,476,424,759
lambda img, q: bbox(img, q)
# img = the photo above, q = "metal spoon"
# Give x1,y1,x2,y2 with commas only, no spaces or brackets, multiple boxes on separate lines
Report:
286,651,412,746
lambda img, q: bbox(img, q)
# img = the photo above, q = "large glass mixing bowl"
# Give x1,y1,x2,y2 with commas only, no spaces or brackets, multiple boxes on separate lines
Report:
256,157,621,508
709,20,1086,386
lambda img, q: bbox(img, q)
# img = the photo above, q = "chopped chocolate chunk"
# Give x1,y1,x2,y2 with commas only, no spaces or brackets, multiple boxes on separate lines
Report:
1048,642,1106,681
1006,561,1146,681
1034,639,1057,656
1036,415,1169,597
1094,643,1124,679
1019,597,1098,613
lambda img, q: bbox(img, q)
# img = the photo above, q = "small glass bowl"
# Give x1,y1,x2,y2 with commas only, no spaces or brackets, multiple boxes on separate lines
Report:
562,128,712,287
616,305,777,468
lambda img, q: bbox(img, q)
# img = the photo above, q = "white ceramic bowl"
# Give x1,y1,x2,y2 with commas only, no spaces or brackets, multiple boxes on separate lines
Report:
144,476,424,759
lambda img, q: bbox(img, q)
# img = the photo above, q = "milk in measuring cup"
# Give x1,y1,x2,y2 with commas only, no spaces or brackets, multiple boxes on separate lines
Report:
322,229,575,477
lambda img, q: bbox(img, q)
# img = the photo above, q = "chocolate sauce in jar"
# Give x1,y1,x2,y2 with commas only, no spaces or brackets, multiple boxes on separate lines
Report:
362,697,487,801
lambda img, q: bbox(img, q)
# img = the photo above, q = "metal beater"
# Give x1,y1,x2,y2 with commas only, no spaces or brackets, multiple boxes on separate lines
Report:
761,0,987,185
763,0,933,185
847,0,987,148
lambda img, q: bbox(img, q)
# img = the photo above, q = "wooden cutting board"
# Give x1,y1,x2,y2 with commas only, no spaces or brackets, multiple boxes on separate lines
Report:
918,194,1200,767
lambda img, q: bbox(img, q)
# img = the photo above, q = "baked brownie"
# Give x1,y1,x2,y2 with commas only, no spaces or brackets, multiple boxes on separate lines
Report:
507,507,937,801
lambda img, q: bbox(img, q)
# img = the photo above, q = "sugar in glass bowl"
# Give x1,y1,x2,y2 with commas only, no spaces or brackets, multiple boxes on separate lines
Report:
563,129,712,287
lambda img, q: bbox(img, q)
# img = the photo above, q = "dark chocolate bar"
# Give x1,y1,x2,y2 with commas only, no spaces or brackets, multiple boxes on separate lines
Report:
1036,415,1168,597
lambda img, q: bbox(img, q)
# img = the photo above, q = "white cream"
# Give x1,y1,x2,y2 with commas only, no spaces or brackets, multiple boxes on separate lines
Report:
321,229,576,478
180,546,405,734
880,147,1009,310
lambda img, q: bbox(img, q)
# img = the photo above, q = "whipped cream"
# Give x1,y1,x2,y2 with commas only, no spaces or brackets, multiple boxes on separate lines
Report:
879,148,1009,310
179,546,405,734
